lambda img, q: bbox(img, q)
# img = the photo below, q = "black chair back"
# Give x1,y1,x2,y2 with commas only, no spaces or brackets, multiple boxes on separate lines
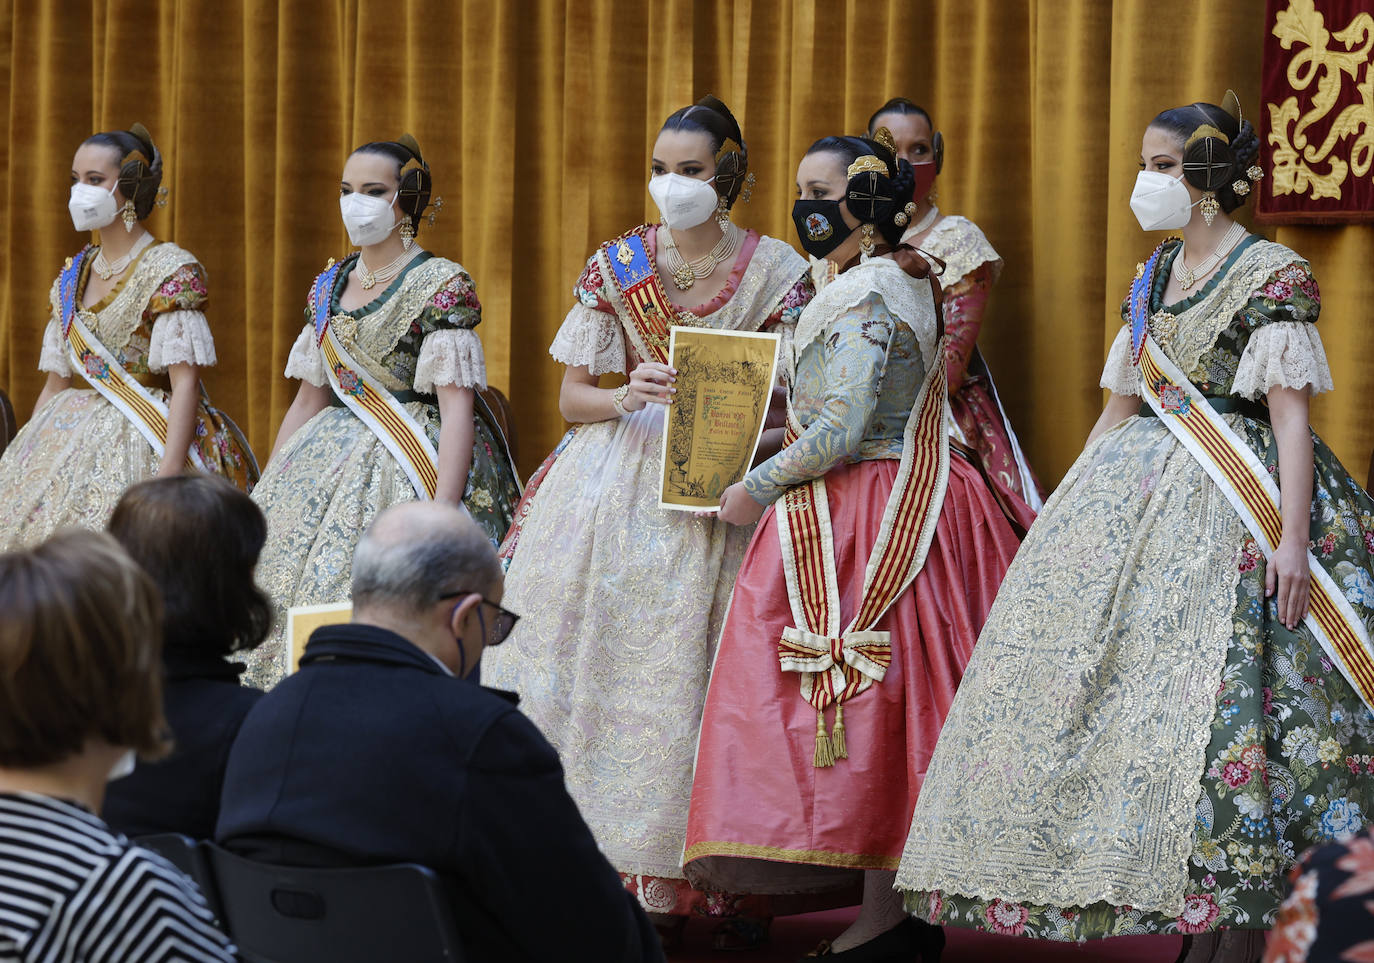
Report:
136,833,221,918
204,844,464,962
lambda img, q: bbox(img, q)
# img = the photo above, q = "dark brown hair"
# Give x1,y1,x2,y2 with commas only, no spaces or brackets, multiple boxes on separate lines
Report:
659,95,749,207
1149,102,1260,214
108,475,271,657
0,530,169,767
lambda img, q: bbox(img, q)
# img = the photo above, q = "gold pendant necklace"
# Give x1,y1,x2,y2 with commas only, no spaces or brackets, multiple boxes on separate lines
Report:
661,223,741,291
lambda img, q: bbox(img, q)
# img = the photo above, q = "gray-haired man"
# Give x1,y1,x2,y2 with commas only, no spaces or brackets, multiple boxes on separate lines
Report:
218,502,664,962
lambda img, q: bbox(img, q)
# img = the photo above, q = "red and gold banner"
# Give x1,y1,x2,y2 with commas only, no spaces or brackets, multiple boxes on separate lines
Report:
1258,0,1374,223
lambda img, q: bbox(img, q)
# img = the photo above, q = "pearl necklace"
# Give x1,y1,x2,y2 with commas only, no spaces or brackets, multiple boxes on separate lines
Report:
660,222,742,291
92,231,155,281
356,246,422,290
908,204,940,237
1173,221,1246,291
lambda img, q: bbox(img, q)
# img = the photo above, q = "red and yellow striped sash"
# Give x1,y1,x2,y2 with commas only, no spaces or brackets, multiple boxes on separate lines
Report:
320,327,438,500
1139,335,1374,709
66,316,204,472
775,334,950,766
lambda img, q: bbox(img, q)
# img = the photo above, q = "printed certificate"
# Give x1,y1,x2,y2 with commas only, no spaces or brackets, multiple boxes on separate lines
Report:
659,327,780,511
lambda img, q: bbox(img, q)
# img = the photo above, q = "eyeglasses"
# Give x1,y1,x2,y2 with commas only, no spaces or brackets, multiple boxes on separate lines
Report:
438,590,520,646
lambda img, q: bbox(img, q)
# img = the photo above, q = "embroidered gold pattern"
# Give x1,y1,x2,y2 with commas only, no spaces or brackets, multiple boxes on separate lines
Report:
1265,0,1374,202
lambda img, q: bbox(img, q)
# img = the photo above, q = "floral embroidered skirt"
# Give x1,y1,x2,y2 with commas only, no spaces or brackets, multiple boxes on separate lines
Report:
0,387,249,549
243,400,518,689
682,454,1021,895
897,413,1374,939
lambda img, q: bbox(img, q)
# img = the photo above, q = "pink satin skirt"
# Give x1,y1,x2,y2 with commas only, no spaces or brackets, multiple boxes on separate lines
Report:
684,455,1021,893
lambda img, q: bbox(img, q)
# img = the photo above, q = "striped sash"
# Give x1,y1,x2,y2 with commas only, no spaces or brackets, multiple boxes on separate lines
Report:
597,227,685,365
59,249,208,472
1138,334,1374,710
312,261,439,500
774,329,951,767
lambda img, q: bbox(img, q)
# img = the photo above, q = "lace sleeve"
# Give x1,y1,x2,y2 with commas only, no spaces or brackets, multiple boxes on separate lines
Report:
284,322,327,387
148,310,218,371
38,319,72,376
763,274,814,385
415,328,488,391
1100,326,1140,397
548,303,627,375
1231,321,1334,399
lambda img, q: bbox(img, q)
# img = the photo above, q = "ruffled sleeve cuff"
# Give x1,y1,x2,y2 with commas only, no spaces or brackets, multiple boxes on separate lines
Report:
38,319,72,376
415,327,488,392
1100,325,1141,397
284,322,328,387
148,309,218,371
548,303,626,375
1231,321,1334,400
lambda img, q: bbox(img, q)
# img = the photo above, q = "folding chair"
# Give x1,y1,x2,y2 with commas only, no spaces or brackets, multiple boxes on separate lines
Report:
204,843,464,962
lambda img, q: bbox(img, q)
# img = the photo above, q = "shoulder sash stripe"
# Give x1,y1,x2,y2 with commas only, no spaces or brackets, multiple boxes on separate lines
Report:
598,228,681,365
60,250,207,471
775,322,951,767
1137,337,1374,709
320,327,438,500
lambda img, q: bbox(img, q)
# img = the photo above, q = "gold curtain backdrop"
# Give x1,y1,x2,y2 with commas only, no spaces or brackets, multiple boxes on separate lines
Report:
0,0,1370,484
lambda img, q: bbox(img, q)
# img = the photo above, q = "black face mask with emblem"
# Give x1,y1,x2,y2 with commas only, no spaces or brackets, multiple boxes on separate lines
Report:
792,199,854,260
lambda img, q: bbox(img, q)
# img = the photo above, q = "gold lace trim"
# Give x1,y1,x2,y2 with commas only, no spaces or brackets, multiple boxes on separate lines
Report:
55,243,199,354
327,256,465,390
1154,240,1304,381
685,839,899,870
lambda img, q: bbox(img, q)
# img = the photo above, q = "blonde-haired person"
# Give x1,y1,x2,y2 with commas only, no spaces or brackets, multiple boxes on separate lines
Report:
0,124,255,548
0,530,235,962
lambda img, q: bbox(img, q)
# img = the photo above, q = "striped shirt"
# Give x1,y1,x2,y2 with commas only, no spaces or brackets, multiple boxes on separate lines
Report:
0,792,234,962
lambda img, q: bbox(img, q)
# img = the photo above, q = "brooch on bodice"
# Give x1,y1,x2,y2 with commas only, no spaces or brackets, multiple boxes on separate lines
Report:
1148,309,1178,347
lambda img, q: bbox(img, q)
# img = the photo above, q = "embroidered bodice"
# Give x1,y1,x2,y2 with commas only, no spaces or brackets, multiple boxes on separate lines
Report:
549,226,812,375
39,242,216,377
1101,237,1332,401
286,252,487,393
744,257,940,505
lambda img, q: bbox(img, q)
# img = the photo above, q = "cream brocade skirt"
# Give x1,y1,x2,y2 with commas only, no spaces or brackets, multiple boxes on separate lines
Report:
481,404,753,883
0,389,161,548
246,403,438,689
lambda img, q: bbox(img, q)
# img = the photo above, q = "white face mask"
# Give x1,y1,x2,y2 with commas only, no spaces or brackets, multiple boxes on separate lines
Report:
648,172,720,230
68,181,120,233
1129,170,1200,231
339,190,398,246
107,749,136,782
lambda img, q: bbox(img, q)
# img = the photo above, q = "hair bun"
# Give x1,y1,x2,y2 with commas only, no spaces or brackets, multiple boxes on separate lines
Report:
1229,119,1259,173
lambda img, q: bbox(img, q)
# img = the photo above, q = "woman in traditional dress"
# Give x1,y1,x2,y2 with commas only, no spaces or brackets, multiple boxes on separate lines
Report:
480,96,812,950
684,131,1023,962
896,96,1374,963
0,124,255,547
868,97,1044,512
245,135,519,689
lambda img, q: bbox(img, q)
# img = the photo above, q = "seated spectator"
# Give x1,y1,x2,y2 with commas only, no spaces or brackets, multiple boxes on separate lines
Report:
1264,825,1374,963
103,475,271,839
0,530,235,962
216,501,664,963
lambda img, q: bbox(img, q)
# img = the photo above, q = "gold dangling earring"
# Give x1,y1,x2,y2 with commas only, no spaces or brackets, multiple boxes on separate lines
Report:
400,214,415,251
716,195,730,230
1199,192,1220,226
859,223,876,256
927,187,939,204
121,198,137,232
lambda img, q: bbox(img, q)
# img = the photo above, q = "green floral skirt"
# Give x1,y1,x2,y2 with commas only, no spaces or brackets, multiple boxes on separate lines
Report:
903,415,1374,939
